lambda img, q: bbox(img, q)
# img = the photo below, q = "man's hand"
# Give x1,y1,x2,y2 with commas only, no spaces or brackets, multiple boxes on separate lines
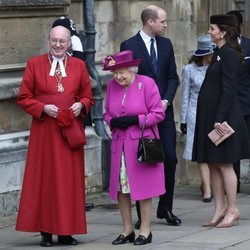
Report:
70,102,83,117
162,100,168,112
43,104,59,118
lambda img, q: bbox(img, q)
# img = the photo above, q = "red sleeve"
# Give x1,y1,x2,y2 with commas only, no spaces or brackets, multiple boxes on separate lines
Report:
16,59,45,119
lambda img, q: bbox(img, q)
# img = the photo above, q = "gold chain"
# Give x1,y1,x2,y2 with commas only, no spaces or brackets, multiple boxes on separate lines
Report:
48,54,67,93
55,67,64,93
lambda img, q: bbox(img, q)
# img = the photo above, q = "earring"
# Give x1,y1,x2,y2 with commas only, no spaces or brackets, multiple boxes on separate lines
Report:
220,36,224,39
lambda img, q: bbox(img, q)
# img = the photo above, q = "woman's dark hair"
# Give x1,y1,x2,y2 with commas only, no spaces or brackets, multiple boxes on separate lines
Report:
218,24,243,61
188,55,203,66
227,10,243,24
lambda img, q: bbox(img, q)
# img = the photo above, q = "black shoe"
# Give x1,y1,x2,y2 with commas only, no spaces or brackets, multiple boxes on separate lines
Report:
57,235,78,245
157,210,182,225
134,232,152,245
134,219,141,230
85,202,94,211
40,232,53,247
112,231,135,245
202,196,212,203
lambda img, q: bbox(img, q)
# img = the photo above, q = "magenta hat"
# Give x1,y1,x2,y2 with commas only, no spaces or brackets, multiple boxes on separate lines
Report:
102,50,142,71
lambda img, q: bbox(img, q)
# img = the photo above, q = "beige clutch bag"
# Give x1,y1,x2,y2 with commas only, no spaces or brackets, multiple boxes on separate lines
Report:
208,121,235,146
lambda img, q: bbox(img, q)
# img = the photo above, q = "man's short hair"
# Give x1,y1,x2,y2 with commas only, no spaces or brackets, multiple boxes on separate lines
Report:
141,8,158,25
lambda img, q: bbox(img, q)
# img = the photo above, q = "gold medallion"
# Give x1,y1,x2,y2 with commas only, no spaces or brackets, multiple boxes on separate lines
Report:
57,83,64,93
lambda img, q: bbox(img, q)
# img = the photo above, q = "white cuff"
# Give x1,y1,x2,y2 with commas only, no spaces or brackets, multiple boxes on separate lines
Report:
163,99,170,106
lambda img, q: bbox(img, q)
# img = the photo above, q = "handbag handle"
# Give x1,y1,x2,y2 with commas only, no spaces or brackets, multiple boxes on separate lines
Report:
141,115,157,138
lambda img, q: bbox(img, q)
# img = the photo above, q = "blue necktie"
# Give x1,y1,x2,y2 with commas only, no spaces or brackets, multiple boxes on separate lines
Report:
150,38,157,73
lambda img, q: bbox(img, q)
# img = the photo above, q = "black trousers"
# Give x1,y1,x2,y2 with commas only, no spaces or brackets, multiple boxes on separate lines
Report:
136,118,177,219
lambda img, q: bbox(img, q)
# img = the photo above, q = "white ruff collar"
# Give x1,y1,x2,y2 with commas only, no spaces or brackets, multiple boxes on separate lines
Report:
49,55,66,77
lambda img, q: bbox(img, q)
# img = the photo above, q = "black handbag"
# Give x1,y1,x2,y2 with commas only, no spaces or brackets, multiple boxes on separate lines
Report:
137,116,165,164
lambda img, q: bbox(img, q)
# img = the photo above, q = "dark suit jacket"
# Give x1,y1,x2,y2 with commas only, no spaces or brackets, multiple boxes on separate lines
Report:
238,36,250,115
120,32,178,120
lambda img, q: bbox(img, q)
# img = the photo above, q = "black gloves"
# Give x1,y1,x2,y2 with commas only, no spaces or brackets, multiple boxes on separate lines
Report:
122,116,139,126
110,117,127,129
180,123,187,134
110,116,139,129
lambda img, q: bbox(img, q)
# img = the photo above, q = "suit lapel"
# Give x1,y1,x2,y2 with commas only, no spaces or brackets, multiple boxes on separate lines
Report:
241,37,250,57
136,33,157,77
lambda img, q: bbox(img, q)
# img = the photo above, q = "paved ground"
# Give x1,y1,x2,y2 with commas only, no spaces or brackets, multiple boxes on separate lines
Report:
0,184,250,250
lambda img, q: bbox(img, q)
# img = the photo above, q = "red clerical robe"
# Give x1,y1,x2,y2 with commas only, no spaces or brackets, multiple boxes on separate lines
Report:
16,53,94,235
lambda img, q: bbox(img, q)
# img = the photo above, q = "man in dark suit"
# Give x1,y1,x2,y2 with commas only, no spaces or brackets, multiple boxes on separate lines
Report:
227,10,250,193
120,5,181,227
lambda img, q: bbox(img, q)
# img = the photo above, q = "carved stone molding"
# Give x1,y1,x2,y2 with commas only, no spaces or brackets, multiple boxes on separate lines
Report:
0,0,70,18
0,131,29,153
0,63,25,100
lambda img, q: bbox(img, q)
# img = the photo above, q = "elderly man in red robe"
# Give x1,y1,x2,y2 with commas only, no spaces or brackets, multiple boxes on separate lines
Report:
16,25,94,247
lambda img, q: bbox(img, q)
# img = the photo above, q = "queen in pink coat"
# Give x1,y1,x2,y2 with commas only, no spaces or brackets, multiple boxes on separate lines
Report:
103,50,165,246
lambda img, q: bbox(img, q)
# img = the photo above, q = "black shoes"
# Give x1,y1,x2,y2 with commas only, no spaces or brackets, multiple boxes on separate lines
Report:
112,231,152,245
40,232,77,247
134,232,152,245
203,196,213,203
200,185,213,202
40,232,53,247
157,210,182,226
112,231,135,245
58,235,78,245
135,210,182,228
85,202,94,211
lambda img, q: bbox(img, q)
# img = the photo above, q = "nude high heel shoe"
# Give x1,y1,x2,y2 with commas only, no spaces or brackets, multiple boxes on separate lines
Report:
202,211,226,227
216,210,240,228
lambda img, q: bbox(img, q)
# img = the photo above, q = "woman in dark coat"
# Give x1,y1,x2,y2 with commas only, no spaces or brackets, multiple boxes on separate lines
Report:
192,14,250,228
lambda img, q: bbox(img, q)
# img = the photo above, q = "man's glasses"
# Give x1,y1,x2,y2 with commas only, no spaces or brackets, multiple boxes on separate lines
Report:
49,38,68,45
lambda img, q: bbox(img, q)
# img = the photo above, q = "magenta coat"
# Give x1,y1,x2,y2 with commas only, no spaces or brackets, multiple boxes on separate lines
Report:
104,74,165,201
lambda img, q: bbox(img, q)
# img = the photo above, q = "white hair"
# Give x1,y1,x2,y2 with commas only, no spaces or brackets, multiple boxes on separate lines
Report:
48,26,71,41
128,66,139,74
